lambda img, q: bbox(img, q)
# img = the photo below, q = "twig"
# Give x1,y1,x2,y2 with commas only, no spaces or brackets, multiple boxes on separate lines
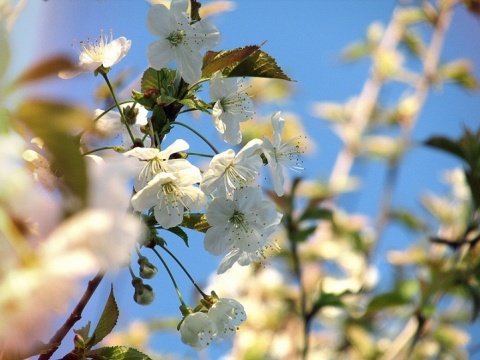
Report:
38,271,105,360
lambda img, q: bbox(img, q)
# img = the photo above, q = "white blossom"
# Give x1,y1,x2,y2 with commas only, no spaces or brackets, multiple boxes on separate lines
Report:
262,111,304,196
124,139,196,191
201,138,263,197
208,298,246,339
209,71,254,144
179,312,217,350
146,0,219,84
59,31,131,79
131,168,206,229
204,187,282,274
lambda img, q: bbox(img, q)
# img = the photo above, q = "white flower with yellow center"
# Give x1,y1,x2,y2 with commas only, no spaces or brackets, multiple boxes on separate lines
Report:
201,138,263,197
204,187,282,274
131,168,206,229
59,31,131,79
125,139,197,191
146,0,219,84
209,71,254,144
262,111,304,196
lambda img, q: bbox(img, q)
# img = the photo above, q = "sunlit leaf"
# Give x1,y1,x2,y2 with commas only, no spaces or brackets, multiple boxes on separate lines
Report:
13,55,76,86
365,292,410,314
165,226,189,246
74,321,91,340
0,25,9,80
389,209,428,231
225,49,293,81
87,346,152,360
16,100,92,207
181,213,210,233
201,45,260,78
89,285,119,347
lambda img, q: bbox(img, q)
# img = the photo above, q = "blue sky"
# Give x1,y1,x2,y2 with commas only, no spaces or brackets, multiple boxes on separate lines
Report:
9,0,480,358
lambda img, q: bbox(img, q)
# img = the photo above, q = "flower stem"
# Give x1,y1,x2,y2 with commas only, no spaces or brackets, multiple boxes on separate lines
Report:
173,121,220,154
101,72,136,144
151,247,187,307
157,244,208,298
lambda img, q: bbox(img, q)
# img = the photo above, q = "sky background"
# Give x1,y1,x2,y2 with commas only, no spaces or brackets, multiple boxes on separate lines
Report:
7,0,480,358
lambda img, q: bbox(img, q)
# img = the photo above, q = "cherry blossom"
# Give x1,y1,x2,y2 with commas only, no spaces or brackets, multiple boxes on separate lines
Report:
209,71,254,144
146,0,219,84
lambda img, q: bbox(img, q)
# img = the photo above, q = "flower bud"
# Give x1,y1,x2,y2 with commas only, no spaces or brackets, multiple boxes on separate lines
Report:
132,277,155,305
138,256,158,279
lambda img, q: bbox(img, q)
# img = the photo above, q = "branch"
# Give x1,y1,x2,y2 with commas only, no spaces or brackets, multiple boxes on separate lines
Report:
38,271,105,360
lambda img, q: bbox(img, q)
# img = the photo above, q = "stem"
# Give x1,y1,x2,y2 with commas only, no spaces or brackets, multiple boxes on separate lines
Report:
172,121,220,154
101,72,136,144
82,146,123,156
38,272,105,360
151,247,187,307
157,244,208,298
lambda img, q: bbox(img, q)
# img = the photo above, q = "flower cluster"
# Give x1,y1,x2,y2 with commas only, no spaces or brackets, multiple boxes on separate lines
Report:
179,293,247,350
0,0,303,356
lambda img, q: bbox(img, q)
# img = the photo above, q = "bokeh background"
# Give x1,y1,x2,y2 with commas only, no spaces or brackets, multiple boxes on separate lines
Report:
7,0,480,358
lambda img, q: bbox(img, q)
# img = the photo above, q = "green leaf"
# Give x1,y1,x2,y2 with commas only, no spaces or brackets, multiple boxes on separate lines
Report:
225,49,293,81
365,292,410,315
0,24,9,81
439,60,479,91
424,136,466,161
291,226,316,243
87,346,152,360
0,106,11,133
16,100,92,207
312,292,345,311
201,45,261,78
181,213,210,233
299,207,333,222
89,285,119,347
74,321,91,340
141,67,177,93
389,209,428,232
341,42,370,62
178,98,211,113
13,55,75,87
165,226,189,246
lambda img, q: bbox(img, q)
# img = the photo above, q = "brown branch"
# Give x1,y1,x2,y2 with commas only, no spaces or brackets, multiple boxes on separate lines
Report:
38,271,105,360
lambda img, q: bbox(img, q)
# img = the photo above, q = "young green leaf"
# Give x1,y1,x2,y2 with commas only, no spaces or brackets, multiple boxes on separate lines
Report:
225,49,293,81
201,45,260,78
89,285,119,347
165,226,189,246
87,346,152,360
181,213,211,233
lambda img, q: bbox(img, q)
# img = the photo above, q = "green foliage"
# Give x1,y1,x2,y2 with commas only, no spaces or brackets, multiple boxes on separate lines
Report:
12,55,75,88
365,291,411,315
439,60,479,90
165,226,189,247
181,212,210,233
202,46,292,81
389,208,428,232
0,25,9,81
425,128,480,208
15,100,92,208
89,285,119,347
87,346,152,360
